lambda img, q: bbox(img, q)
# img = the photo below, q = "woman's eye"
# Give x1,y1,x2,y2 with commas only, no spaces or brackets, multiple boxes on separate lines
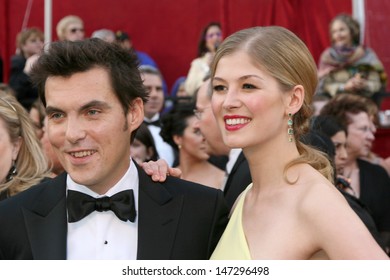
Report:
243,83,256,89
132,142,141,148
213,85,226,92
194,129,202,135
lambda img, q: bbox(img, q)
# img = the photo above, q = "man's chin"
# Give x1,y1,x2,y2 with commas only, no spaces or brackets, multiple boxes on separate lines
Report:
68,171,97,188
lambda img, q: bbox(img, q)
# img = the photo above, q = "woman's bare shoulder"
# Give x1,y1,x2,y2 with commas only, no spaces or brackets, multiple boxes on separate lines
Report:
294,168,388,259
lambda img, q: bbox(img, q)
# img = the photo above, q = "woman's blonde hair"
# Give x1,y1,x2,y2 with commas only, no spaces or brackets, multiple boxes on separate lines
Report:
210,26,334,183
56,15,83,41
0,91,50,197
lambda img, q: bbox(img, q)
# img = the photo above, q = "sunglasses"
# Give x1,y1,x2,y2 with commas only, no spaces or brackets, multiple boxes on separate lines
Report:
70,28,84,33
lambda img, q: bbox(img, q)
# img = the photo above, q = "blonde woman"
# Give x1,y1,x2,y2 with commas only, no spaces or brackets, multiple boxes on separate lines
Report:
56,15,85,42
209,26,388,259
0,92,50,200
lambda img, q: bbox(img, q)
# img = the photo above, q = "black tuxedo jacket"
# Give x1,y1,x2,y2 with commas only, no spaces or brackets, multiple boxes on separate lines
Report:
0,164,228,260
223,151,252,210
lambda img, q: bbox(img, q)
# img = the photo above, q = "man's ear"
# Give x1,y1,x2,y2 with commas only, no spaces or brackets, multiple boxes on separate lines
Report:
127,97,144,132
285,85,304,115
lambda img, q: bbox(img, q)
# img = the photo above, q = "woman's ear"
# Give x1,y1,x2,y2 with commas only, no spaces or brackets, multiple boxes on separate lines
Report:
285,85,304,115
173,135,182,148
12,136,23,161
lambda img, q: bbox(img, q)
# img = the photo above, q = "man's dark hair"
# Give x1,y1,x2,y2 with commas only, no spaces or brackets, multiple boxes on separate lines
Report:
30,38,148,115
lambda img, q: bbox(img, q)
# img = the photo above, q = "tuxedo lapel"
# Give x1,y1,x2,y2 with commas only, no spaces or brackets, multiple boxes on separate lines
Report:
136,165,183,260
224,151,245,194
23,173,68,259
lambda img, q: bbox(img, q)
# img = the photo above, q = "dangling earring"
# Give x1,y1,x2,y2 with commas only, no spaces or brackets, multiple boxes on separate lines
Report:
287,113,294,142
6,162,17,182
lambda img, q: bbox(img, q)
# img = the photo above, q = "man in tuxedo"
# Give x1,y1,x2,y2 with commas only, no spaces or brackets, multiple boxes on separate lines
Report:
0,39,228,260
140,65,175,167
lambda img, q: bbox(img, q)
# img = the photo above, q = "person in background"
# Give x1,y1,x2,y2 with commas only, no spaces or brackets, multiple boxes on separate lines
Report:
140,65,175,167
91,29,116,43
131,122,159,165
115,30,158,68
0,38,228,260
317,13,386,102
115,31,168,96
40,116,64,178
29,99,46,139
360,96,390,175
320,93,390,250
309,115,388,254
171,77,189,99
209,26,387,259
56,15,85,42
27,97,64,177
163,76,191,115
311,93,331,117
9,27,44,111
160,102,225,189
184,22,223,96
0,91,50,201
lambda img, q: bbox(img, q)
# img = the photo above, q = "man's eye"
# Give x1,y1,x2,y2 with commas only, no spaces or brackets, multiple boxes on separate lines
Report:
87,109,99,115
50,112,64,119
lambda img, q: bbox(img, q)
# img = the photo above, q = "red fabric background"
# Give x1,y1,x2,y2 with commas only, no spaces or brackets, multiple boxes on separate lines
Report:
1,0,355,91
364,0,390,93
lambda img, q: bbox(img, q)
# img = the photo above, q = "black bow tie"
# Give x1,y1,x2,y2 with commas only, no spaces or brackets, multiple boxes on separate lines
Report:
67,190,136,223
143,120,161,127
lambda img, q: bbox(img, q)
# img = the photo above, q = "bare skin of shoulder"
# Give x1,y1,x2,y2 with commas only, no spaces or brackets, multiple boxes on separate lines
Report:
242,164,388,260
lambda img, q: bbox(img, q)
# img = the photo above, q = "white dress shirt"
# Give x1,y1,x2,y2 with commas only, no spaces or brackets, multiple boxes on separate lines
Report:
144,113,175,166
67,161,139,260
221,148,242,191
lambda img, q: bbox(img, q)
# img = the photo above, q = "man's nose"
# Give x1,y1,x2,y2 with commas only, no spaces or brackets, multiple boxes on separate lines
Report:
65,117,86,144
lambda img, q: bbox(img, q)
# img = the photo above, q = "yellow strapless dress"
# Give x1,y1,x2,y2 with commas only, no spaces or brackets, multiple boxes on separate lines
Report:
210,184,252,260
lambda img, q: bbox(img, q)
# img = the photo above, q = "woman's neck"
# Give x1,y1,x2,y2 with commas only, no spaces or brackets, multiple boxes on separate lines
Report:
243,140,301,192
178,153,209,178
178,152,223,189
